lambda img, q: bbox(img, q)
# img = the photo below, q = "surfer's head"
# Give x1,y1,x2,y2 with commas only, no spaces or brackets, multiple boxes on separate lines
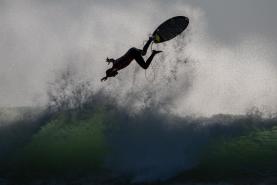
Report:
106,68,118,78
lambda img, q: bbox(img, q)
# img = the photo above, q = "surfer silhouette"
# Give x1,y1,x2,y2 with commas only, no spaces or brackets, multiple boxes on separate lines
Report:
101,16,189,81
101,36,162,81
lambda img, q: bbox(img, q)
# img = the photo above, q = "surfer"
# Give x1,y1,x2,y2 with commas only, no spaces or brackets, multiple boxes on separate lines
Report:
101,16,189,81
101,36,162,81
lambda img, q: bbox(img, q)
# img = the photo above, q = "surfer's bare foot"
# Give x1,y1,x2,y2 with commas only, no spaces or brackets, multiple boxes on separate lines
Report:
106,58,115,65
101,76,108,82
152,50,163,55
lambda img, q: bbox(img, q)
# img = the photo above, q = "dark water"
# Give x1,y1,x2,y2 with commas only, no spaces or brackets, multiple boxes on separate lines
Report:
0,106,276,185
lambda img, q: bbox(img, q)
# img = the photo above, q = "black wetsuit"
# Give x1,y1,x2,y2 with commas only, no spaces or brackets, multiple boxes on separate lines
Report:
101,37,161,81
112,38,154,70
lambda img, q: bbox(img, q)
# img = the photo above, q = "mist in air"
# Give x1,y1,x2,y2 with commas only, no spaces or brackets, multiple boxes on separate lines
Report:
1,0,277,117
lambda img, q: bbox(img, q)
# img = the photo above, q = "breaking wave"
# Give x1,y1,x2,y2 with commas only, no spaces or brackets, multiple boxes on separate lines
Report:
0,1,277,184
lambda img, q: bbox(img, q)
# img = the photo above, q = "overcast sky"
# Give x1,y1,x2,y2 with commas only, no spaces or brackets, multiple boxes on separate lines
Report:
87,0,277,42
177,0,277,43
0,0,276,115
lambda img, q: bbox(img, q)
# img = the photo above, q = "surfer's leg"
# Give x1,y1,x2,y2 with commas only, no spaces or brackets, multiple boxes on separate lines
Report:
141,37,153,56
133,49,161,69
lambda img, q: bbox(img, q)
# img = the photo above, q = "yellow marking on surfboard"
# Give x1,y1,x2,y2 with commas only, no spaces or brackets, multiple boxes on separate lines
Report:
155,34,161,43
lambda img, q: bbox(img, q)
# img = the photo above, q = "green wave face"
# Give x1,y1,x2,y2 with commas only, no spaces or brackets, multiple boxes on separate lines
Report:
195,126,277,179
1,106,277,183
11,111,108,175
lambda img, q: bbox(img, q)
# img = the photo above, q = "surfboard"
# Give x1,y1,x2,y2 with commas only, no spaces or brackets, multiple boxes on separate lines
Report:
152,16,189,43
